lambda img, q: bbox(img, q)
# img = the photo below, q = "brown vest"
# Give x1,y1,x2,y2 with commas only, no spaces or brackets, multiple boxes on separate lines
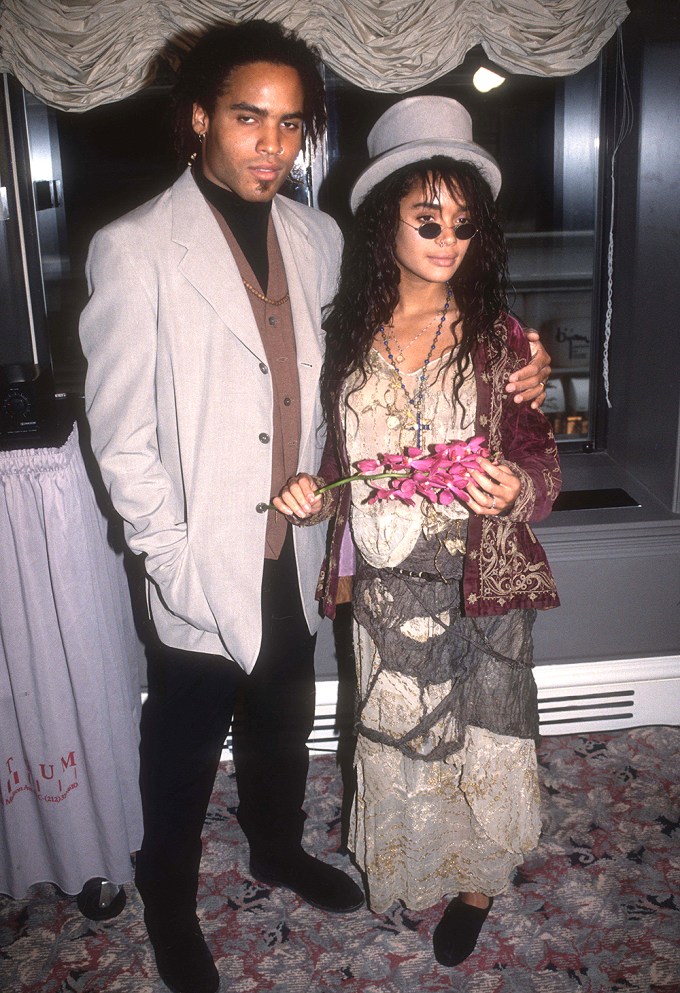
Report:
208,205,301,558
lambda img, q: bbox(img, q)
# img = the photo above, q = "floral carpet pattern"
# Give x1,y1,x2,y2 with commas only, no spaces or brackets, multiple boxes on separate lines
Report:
1,727,679,993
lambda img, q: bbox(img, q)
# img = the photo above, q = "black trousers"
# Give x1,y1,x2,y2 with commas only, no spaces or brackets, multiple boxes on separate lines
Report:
135,532,317,923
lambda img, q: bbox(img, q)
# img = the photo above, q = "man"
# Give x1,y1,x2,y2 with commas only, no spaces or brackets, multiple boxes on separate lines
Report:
80,20,549,993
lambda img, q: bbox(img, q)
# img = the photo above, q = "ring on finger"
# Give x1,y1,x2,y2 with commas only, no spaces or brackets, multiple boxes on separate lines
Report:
490,496,497,510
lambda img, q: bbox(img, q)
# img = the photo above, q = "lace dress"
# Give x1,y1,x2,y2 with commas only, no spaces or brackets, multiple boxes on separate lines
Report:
344,350,542,913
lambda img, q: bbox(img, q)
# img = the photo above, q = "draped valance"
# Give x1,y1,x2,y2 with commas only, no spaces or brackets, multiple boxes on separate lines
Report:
0,0,629,111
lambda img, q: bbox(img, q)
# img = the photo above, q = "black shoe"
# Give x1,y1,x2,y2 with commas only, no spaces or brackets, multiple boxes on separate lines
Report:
432,895,494,967
146,915,219,993
250,849,364,913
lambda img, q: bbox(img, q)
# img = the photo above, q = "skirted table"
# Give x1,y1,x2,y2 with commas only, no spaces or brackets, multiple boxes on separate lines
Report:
0,425,144,898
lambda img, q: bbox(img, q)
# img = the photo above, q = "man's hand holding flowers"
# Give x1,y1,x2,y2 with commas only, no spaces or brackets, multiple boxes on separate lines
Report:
273,473,324,520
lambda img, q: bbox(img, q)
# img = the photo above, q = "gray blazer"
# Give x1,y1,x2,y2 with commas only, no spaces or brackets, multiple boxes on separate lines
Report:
80,168,342,673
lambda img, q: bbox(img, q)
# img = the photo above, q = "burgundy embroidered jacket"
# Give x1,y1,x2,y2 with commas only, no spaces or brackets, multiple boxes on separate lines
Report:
316,315,561,618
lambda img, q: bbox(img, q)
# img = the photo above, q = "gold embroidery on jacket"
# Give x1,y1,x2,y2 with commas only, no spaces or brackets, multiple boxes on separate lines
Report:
542,442,561,501
471,330,558,608
475,518,558,605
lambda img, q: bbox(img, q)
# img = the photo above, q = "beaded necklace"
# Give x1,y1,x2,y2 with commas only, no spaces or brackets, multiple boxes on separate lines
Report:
379,284,452,448
242,278,290,307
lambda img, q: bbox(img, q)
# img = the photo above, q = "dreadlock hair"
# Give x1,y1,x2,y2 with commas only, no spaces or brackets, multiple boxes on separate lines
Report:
321,157,509,428
172,19,326,166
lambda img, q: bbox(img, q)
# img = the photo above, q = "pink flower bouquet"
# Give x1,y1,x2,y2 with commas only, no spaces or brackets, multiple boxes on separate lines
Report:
319,436,490,508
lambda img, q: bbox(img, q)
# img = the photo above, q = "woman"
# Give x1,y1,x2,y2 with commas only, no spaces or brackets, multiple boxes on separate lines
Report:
275,97,560,966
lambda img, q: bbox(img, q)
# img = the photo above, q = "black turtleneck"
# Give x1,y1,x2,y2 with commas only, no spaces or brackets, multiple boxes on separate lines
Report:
193,166,271,292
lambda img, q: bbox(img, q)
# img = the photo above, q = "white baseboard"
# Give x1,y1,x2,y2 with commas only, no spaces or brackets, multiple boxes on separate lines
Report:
533,655,680,734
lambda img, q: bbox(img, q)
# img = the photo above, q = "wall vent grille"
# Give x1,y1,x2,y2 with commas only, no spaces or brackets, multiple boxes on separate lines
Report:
537,688,636,730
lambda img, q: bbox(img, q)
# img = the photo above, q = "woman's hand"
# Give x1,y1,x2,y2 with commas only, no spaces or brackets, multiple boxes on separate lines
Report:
505,331,551,409
466,457,520,516
272,474,322,520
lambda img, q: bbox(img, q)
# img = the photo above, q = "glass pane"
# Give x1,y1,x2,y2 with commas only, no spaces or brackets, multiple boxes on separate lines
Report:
0,79,34,368
31,82,177,395
501,63,600,443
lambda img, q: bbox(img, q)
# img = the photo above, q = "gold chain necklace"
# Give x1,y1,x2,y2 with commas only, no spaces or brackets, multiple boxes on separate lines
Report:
379,285,452,448
242,278,290,307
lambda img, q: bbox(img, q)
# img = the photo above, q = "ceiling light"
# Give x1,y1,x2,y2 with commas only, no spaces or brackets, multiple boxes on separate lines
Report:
473,67,506,93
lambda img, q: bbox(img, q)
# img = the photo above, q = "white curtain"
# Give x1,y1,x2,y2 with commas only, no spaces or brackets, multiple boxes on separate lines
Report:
0,0,629,111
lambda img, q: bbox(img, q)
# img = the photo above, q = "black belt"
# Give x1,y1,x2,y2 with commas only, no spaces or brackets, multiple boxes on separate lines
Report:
387,566,444,583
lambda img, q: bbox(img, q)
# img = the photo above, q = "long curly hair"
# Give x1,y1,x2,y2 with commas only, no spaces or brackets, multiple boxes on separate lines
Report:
321,157,509,426
172,20,326,166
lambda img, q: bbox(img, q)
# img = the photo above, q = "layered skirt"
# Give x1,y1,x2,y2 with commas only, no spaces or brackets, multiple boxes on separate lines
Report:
348,538,542,913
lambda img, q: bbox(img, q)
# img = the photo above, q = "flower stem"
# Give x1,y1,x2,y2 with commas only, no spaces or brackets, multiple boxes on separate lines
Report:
265,471,410,511
315,470,410,495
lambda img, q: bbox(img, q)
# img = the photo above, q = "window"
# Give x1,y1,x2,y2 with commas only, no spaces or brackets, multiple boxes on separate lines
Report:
16,48,605,449
309,49,604,449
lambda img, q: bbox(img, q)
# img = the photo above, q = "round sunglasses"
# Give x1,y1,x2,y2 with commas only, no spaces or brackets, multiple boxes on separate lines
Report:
400,218,478,241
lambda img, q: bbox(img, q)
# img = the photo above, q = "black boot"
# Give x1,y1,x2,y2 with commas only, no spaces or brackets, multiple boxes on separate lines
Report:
433,895,494,967
250,848,364,913
145,913,219,993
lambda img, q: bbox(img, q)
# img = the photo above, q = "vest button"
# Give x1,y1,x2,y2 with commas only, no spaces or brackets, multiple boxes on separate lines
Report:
259,362,268,374
283,396,292,406
255,502,269,514
268,316,279,327
259,432,270,444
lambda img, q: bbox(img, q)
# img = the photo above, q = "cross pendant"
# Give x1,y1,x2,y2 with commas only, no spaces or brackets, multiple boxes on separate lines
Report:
414,411,431,449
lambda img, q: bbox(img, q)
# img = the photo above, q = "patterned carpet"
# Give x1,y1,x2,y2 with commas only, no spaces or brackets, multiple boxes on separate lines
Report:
1,726,679,993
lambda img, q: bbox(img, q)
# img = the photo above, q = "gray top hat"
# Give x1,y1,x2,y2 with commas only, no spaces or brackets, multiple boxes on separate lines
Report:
350,96,502,212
